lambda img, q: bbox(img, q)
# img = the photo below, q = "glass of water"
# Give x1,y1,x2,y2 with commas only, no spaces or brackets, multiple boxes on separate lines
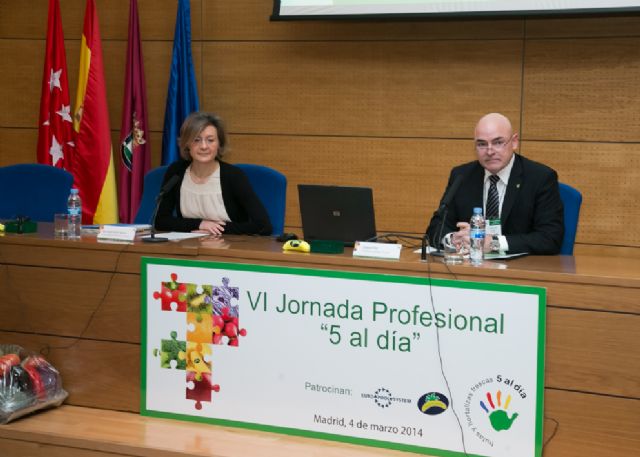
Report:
54,213,69,238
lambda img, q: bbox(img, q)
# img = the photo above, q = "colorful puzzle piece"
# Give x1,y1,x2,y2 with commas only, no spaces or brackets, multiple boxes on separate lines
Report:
187,285,214,317
179,341,212,378
153,275,244,410
186,372,220,410
152,331,186,369
212,309,247,346
211,277,239,315
187,312,214,343
153,273,189,312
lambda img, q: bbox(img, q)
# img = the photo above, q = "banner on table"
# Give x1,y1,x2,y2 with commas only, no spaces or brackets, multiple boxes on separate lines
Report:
141,258,545,457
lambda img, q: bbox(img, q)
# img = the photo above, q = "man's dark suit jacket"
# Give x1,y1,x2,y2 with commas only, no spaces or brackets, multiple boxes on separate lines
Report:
426,154,564,255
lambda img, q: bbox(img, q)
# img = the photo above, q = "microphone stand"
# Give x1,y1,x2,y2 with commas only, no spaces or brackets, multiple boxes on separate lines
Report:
435,207,449,256
143,191,169,243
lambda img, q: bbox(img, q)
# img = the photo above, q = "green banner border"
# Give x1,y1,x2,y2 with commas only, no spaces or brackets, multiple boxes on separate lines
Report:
140,257,546,457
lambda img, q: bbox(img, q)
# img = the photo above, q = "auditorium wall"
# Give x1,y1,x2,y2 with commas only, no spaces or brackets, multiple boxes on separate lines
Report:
1,0,639,249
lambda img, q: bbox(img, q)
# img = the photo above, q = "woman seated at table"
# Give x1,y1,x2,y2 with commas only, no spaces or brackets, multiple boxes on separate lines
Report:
155,112,272,236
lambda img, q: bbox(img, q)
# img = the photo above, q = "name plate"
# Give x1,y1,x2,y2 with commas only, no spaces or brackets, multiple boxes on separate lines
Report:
353,241,402,260
97,225,137,242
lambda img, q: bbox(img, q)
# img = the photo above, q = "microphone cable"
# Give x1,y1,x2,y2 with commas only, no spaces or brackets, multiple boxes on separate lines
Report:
365,232,426,249
423,237,469,456
0,237,130,355
39,242,131,355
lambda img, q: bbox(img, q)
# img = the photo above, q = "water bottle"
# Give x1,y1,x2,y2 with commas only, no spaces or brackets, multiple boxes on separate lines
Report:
469,207,485,266
67,188,82,239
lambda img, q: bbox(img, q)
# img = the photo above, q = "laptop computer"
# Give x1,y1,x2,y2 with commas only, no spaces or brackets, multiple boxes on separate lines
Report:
297,184,377,246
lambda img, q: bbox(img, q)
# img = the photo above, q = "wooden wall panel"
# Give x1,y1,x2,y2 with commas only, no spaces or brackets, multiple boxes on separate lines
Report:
0,39,49,128
0,0,202,40
0,331,139,412
523,38,640,142
0,266,140,343
546,307,640,398
521,142,640,246
104,41,203,133
202,0,525,41
0,38,200,134
0,128,37,165
0,5,202,136
543,389,640,457
229,135,470,233
203,41,522,138
525,15,640,38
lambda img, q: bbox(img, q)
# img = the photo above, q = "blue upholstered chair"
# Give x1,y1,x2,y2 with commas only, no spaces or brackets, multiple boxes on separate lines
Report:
558,182,583,255
0,163,73,222
235,163,287,236
134,166,168,224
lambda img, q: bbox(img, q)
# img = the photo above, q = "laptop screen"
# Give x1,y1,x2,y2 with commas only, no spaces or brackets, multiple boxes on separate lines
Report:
298,184,377,246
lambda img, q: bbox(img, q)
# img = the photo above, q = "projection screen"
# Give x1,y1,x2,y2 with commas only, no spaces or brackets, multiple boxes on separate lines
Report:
272,1,640,20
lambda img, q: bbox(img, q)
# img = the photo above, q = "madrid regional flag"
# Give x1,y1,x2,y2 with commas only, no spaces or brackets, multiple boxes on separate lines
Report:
72,0,118,224
37,0,75,169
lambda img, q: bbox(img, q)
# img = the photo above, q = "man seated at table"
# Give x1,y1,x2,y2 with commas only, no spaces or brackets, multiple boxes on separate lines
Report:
426,113,564,255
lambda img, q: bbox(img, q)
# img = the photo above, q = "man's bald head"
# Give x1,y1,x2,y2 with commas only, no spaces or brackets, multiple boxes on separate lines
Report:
474,113,518,174
475,113,513,138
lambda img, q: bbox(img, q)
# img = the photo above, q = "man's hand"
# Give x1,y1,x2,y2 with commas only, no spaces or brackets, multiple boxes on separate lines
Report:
484,233,494,253
452,222,470,251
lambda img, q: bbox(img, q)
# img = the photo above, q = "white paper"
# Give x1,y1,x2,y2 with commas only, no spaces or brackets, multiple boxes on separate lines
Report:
141,232,209,241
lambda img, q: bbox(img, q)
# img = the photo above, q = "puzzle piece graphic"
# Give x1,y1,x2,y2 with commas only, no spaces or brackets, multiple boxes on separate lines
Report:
153,275,247,410
212,309,247,346
152,331,186,370
186,371,220,410
211,277,239,316
153,273,188,312
187,285,214,317
187,312,214,343
179,341,212,378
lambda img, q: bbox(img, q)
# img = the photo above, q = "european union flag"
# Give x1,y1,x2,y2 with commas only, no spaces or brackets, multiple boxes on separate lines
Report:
161,0,199,165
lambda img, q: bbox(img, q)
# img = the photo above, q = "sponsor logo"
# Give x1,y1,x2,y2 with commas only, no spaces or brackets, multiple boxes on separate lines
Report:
361,387,411,409
417,392,449,415
480,390,519,431
464,374,528,448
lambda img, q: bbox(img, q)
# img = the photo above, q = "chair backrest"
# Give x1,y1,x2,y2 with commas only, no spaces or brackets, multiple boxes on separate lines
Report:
558,182,583,255
235,163,287,236
0,164,74,222
134,166,169,224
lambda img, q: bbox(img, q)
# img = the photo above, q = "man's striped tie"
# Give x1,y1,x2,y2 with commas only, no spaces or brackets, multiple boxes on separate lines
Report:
486,175,500,220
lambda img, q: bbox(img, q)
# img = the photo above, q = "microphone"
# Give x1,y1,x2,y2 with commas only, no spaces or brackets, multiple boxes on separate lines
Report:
143,175,180,243
436,174,463,217
433,174,464,254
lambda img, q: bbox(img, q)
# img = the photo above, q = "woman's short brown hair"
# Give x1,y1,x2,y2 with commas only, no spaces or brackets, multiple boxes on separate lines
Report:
178,112,228,161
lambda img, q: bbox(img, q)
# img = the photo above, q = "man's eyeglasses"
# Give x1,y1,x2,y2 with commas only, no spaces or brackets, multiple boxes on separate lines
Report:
475,135,514,153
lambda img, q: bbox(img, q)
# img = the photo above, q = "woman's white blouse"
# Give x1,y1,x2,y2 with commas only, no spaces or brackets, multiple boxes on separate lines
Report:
180,166,231,222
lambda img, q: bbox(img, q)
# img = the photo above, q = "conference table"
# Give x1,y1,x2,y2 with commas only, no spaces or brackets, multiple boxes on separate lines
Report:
0,225,637,457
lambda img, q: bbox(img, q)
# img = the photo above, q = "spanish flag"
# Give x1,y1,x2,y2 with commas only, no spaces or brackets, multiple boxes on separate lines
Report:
73,0,118,224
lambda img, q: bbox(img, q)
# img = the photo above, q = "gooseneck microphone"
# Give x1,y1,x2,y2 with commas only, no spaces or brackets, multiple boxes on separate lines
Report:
436,174,464,218
434,174,464,254
143,175,180,243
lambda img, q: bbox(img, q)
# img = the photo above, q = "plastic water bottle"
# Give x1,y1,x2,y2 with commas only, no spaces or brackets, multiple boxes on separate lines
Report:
67,188,82,239
469,207,485,266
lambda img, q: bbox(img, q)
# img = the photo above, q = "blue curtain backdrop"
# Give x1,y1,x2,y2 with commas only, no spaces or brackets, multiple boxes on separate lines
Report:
161,0,199,165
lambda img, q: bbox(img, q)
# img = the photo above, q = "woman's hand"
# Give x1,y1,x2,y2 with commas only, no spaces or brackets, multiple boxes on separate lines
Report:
194,220,226,236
